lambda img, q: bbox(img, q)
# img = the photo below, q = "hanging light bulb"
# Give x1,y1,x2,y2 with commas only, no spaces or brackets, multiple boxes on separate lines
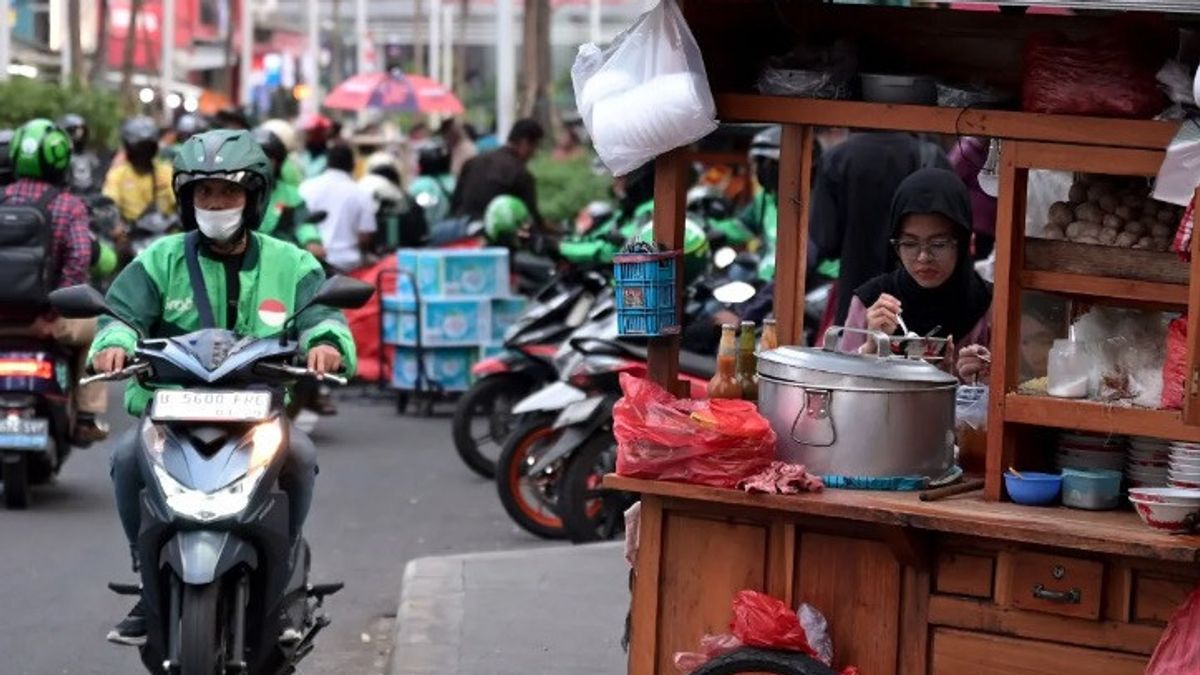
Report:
977,138,1001,199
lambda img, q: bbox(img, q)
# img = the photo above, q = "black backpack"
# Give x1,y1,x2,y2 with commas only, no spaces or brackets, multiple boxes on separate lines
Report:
0,186,60,306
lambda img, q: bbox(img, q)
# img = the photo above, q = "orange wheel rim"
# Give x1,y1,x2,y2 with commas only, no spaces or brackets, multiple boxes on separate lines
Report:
508,427,563,529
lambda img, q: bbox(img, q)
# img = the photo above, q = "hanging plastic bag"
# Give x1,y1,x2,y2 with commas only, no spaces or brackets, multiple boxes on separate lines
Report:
571,0,718,176
1162,316,1188,409
730,590,818,655
1022,32,1166,118
614,373,775,489
1146,584,1200,674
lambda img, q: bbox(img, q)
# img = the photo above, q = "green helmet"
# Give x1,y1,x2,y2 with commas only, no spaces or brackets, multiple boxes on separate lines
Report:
484,195,529,244
636,217,711,285
172,129,274,234
11,119,72,182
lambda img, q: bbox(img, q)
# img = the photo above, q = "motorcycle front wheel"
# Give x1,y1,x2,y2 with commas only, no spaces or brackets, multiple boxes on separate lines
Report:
452,374,534,479
180,582,226,675
3,453,30,509
558,434,628,544
495,417,566,539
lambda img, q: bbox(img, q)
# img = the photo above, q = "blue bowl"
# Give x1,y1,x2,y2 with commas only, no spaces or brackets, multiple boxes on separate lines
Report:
1005,471,1062,506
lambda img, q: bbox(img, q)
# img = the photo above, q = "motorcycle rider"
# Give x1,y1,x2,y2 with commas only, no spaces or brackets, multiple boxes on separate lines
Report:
361,151,427,250
103,116,176,225
260,118,305,188
59,114,107,195
90,129,356,646
407,138,456,225
0,119,108,442
298,113,334,180
160,113,209,161
556,161,656,266
253,124,322,250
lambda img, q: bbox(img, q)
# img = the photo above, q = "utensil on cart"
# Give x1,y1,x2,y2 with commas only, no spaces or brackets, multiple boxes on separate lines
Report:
920,478,985,502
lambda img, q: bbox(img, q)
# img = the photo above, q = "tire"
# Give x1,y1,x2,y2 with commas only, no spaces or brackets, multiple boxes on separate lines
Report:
495,418,566,539
558,434,628,544
690,647,837,675
452,374,534,479
179,582,226,675
3,454,30,510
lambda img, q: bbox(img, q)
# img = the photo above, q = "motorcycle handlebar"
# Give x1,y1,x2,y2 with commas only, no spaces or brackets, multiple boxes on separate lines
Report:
255,362,349,386
80,361,151,386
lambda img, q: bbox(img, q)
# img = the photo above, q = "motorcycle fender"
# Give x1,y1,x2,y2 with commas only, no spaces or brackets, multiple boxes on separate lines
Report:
511,382,585,416
471,356,512,377
527,398,612,475
160,531,258,585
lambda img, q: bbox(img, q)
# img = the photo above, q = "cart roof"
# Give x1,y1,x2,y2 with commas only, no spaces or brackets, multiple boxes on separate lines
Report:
938,0,1200,12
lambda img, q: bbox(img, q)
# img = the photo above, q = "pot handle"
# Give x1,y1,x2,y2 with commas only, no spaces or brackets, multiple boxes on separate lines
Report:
789,387,836,447
822,326,889,358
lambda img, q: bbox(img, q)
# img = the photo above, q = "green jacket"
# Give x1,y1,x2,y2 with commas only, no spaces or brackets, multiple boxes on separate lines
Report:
90,231,357,415
261,181,321,247
558,200,651,266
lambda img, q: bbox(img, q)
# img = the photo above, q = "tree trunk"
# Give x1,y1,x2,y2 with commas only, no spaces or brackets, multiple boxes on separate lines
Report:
518,0,552,132
120,0,143,112
454,0,469,94
66,0,83,88
90,0,109,86
412,0,425,74
331,0,343,83
223,0,237,100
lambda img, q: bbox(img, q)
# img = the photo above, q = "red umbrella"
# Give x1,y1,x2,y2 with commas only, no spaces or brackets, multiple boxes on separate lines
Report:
323,72,465,114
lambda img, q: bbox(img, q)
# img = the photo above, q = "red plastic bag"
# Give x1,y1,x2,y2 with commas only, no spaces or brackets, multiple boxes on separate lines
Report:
1022,32,1166,118
730,590,818,655
614,373,775,488
1146,584,1200,674
1162,316,1187,409
673,633,744,673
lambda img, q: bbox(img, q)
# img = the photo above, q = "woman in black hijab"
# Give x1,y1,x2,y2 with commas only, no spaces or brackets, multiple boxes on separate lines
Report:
840,168,993,379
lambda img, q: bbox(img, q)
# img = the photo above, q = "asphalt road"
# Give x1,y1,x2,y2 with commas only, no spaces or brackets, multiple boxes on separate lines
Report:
0,386,547,675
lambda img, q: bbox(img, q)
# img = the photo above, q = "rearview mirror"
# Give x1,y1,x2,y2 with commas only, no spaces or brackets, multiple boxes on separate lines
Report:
49,285,113,319
712,281,757,305
305,210,328,225
310,275,375,310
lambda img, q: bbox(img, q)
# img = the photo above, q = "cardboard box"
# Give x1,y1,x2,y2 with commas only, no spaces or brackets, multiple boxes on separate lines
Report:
391,347,477,392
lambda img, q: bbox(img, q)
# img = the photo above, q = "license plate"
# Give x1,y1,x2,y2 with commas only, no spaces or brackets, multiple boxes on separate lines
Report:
0,417,48,450
151,390,272,422
553,397,604,430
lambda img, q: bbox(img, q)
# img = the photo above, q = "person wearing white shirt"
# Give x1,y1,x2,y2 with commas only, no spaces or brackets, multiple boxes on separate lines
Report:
299,143,378,271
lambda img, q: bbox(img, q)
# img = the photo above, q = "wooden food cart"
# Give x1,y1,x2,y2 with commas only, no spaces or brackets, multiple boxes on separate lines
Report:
609,1,1200,673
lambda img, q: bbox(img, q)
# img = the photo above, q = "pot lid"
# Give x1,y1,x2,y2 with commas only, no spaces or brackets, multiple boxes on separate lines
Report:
759,345,958,384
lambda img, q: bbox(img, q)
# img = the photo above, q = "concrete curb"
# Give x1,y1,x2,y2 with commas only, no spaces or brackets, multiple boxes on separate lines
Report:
387,542,627,675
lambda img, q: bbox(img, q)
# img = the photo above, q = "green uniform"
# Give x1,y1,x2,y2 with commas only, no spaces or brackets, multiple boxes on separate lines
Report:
90,231,356,415
260,181,321,247
281,156,304,188
558,200,652,266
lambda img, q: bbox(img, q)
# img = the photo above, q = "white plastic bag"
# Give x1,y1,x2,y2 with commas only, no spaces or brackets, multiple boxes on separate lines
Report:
571,0,718,176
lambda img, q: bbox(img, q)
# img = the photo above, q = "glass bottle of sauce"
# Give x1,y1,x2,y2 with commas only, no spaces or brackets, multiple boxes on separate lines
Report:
737,321,758,401
759,318,778,352
708,324,742,399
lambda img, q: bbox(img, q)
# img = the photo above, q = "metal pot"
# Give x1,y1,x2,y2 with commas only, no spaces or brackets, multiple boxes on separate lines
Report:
757,328,957,479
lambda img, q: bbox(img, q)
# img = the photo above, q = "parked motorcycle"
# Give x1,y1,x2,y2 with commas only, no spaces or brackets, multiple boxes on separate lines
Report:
0,339,79,509
49,275,373,675
451,270,607,479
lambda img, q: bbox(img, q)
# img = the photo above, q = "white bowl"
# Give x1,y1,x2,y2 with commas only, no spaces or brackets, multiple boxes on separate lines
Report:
1129,497,1200,533
1169,478,1200,489
1130,467,1170,476
1130,487,1200,503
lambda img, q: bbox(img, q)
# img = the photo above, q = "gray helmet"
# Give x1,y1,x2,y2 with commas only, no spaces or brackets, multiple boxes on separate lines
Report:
749,126,781,161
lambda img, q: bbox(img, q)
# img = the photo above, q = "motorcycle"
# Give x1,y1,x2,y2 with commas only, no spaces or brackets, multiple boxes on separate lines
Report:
450,270,607,479
0,338,79,509
49,275,374,675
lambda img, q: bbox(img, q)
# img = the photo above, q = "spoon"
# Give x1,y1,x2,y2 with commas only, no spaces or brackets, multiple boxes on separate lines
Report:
1008,466,1025,479
896,314,916,338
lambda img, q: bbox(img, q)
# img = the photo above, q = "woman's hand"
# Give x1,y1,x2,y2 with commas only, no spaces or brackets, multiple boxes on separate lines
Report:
957,345,991,382
865,293,902,335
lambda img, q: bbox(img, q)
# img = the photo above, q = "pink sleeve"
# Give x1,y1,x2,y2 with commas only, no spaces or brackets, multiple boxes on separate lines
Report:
838,296,870,352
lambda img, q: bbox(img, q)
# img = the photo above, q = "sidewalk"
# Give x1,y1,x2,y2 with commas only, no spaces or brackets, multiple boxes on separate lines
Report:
387,542,629,675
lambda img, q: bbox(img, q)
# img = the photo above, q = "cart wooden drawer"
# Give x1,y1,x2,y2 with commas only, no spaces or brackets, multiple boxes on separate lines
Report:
1131,571,1196,626
1005,551,1103,620
930,628,1146,675
934,550,995,599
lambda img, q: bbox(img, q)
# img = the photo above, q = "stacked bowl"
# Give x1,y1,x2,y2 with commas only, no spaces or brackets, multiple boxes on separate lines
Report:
1056,432,1126,473
1168,441,1200,488
1127,436,1171,488
1129,487,1200,533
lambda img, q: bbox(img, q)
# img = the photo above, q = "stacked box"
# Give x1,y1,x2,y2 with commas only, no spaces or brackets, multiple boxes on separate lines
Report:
489,296,529,344
391,348,475,392
395,248,510,298
382,296,491,347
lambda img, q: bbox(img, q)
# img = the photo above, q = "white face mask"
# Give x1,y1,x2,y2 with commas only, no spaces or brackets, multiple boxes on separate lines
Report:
195,206,243,242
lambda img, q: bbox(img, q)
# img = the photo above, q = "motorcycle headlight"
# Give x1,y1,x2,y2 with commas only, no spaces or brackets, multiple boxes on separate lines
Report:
248,419,285,470
153,464,265,522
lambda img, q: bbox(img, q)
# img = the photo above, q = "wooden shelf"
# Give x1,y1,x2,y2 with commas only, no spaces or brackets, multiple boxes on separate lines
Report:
1003,394,1200,443
604,475,1200,563
715,94,1177,151
1024,239,1189,286
1019,270,1188,308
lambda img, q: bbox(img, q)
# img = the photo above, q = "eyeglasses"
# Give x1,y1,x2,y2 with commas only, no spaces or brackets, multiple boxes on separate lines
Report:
892,237,957,261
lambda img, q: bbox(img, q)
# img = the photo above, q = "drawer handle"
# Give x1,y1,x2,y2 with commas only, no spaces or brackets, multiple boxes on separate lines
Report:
1032,583,1081,604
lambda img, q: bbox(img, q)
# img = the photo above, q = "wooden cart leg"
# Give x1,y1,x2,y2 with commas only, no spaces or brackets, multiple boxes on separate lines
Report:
628,495,664,675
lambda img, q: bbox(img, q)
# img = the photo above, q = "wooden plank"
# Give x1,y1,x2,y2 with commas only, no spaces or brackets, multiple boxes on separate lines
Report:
930,628,1148,675
934,550,995,599
1185,187,1200,427
1004,394,1200,443
764,519,796,604
648,150,689,395
603,475,1200,563
626,495,664,675
716,94,1178,151
986,142,1027,500
795,534,900,674
1024,239,1189,286
1019,270,1188,308
928,597,1165,656
1013,142,1164,176
1104,562,1134,624
1007,551,1104,621
773,124,812,346
899,564,932,675
655,512,768,675
1132,572,1197,626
